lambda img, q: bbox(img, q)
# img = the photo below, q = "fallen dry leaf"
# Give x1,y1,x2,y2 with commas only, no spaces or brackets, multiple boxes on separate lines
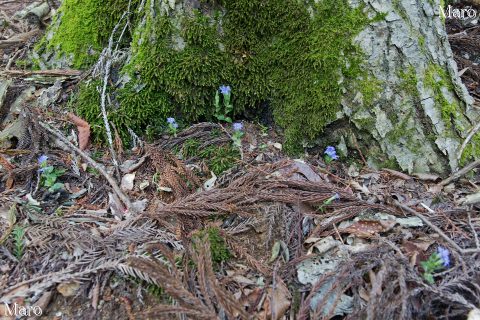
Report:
340,220,396,238
1,284,29,301
121,173,136,191
57,281,80,297
5,176,14,189
67,113,90,150
0,154,15,171
264,277,291,320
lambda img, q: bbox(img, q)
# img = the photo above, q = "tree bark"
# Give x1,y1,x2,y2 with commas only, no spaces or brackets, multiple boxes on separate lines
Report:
337,0,478,174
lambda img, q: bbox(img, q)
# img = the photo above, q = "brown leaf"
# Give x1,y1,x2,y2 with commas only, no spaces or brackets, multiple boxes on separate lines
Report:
57,281,80,297
67,113,90,150
402,239,434,266
264,277,291,320
5,175,14,189
0,154,15,171
340,220,396,238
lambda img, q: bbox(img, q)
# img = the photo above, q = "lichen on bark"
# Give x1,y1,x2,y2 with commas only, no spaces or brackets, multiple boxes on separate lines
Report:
342,0,479,173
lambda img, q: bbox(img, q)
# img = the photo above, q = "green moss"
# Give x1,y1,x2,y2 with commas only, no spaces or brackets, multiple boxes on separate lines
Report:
193,227,231,265
59,0,381,152
199,144,240,175
392,0,409,22
386,110,416,147
399,66,419,95
35,0,140,69
73,80,169,144
180,138,240,174
424,64,460,127
461,133,480,165
182,138,202,158
118,0,379,154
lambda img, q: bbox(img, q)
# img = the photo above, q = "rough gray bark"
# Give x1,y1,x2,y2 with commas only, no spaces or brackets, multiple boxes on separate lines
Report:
340,0,478,173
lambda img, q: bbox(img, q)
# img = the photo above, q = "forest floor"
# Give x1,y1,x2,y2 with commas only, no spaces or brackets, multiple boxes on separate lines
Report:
1,2,480,320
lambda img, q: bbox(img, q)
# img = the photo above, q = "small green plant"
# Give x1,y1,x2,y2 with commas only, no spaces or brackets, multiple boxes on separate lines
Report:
12,225,25,260
38,155,65,192
182,139,201,158
231,122,244,147
214,85,233,123
194,227,231,265
421,246,450,284
199,144,240,174
86,166,100,177
54,207,64,217
210,128,222,138
317,193,340,212
258,123,269,136
166,117,179,137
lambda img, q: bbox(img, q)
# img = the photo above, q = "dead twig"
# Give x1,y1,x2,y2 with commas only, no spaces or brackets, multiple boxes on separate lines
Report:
458,121,480,162
1,69,81,77
393,201,480,254
94,0,132,177
468,211,480,249
437,158,480,187
38,120,134,212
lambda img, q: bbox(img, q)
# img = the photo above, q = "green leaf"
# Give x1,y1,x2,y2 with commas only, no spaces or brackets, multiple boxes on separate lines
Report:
424,273,434,284
41,166,54,174
49,182,64,192
53,168,66,175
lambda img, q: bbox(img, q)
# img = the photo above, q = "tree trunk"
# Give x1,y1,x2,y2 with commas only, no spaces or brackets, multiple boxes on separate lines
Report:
17,0,480,174
338,0,478,174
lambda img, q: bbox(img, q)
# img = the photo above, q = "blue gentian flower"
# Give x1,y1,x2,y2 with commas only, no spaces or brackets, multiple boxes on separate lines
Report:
437,246,450,267
324,146,339,160
167,117,178,129
219,85,231,95
38,155,48,166
233,122,243,132
334,193,340,200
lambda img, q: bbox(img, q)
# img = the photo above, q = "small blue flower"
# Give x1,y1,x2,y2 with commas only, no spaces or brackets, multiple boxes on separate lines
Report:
324,146,339,160
233,122,243,132
167,117,178,129
334,193,340,200
38,155,48,166
437,246,450,267
219,85,231,95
